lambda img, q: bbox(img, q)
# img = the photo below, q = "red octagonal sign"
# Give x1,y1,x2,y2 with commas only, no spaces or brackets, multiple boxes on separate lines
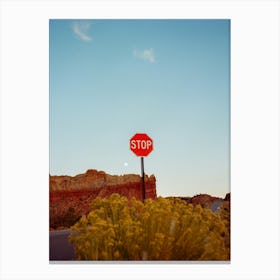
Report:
130,133,153,157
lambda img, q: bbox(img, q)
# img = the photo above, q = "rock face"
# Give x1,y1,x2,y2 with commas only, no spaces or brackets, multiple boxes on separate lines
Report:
50,169,148,191
50,169,157,229
50,169,156,199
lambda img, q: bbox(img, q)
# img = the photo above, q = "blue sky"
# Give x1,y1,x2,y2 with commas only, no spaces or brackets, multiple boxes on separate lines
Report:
49,19,230,198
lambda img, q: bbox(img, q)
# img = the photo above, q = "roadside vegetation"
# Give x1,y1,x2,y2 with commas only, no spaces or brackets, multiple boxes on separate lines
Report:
69,193,230,260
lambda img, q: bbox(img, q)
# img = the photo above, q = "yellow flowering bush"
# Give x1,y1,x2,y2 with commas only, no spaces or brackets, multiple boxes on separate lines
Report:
69,193,229,260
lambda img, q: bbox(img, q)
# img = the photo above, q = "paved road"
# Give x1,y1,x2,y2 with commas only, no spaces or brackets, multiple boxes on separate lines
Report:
49,229,76,261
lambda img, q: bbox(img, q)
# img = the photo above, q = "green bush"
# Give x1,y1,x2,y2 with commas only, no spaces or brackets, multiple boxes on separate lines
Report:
69,193,229,260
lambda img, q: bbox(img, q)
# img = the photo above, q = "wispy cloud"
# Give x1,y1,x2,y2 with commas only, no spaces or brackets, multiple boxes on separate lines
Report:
133,48,155,63
72,21,92,42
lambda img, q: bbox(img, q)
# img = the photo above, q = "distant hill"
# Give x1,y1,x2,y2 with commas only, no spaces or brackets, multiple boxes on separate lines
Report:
178,193,230,213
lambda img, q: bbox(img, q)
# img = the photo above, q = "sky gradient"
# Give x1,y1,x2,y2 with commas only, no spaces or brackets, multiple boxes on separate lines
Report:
49,19,230,198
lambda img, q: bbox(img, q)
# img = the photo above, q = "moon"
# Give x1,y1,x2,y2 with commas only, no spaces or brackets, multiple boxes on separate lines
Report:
124,162,128,167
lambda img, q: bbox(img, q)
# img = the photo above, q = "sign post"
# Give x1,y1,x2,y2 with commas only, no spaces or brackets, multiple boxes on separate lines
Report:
130,133,153,202
141,157,145,200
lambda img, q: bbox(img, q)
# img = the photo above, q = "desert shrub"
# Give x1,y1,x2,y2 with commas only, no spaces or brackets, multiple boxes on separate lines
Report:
69,193,229,260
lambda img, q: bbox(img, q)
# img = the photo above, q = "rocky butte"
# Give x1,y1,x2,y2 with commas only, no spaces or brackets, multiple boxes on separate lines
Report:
50,169,157,229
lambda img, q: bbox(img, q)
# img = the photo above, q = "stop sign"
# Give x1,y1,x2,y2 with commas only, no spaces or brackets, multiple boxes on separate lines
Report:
130,133,153,157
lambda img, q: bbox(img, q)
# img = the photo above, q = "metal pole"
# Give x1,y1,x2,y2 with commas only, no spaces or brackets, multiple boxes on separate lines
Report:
141,157,145,202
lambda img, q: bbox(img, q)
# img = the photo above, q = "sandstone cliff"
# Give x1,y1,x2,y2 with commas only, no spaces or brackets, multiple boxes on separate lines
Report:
50,169,151,191
50,169,157,229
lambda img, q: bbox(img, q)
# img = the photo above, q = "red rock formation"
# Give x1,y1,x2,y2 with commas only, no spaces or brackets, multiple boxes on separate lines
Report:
49,169,157,229
50,169,155,190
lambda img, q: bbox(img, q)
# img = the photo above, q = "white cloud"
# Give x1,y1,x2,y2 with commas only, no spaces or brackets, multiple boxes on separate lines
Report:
72,21,92,42
133,48,155,63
